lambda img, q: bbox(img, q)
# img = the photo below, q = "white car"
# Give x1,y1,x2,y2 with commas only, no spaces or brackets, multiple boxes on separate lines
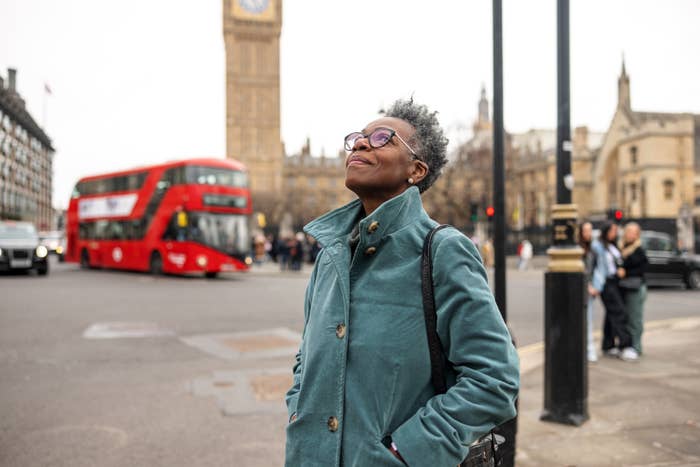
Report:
0,221,49,275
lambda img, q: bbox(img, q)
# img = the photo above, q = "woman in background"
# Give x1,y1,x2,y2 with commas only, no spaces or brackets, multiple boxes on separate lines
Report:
591,222,636,361
618,222,648,357
579,221,597,362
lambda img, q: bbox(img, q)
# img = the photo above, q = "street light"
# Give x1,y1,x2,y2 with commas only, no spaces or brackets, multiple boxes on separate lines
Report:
540,0,589,427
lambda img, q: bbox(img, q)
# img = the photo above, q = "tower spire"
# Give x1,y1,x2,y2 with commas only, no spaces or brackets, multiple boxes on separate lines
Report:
478,83,489,124
617,55,630,110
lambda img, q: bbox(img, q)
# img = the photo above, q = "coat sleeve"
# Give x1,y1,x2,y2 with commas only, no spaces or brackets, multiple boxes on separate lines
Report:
391,231,519,466
591,242,608,292
284,252,319,421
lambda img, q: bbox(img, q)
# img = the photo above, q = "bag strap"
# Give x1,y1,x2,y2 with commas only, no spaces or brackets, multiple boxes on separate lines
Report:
422,225,503,466
421,224,451,395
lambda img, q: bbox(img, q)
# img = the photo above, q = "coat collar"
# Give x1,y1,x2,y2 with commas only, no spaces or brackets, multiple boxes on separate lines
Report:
304,186,429,247
618,238,642,258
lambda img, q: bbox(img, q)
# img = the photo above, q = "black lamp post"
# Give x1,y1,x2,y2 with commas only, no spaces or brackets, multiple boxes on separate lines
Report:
492,0,518,464
540,0,589,427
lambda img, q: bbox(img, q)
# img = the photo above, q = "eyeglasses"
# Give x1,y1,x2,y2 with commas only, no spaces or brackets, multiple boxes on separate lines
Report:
344,127,420,160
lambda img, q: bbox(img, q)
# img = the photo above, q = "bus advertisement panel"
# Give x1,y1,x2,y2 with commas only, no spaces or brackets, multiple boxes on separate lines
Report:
64,158,253,277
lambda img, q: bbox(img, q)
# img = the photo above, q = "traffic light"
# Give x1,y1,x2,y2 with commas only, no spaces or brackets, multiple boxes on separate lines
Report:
470,203,479,223
486,206,495,220
606,209,623,222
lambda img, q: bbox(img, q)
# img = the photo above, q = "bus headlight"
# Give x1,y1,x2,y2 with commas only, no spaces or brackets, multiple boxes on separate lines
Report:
244,256,253,265
196,255,208,268
56,246,64,255
36,245,48,258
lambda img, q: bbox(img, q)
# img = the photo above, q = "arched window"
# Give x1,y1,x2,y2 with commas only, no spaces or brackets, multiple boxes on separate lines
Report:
630,146,638,166
663,180,674,200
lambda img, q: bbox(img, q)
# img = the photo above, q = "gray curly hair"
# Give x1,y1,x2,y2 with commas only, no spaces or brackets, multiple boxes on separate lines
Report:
383,98,449,193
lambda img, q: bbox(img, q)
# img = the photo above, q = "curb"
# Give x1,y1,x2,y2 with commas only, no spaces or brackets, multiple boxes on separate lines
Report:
516,316,700,376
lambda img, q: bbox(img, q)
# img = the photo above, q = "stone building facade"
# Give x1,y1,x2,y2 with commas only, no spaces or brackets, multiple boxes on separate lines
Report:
425,64,699,252
591,63,699,250
0,68,54,229
281,139,352,229
423,85,605,251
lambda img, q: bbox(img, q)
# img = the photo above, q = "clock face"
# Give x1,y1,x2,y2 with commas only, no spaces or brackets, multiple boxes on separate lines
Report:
238,0,270,14
232,0,275,21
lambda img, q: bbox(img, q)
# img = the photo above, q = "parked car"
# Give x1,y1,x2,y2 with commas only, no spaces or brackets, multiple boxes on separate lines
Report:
39,230,66,261
642,231,700,289
0,221,49,275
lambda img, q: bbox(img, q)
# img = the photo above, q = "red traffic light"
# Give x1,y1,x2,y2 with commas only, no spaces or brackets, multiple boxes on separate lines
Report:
486,206,495,217
614,210,623,221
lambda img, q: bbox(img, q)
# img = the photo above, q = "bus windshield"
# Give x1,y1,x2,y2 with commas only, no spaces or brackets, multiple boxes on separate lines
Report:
189,212,249,256
185,166,247,188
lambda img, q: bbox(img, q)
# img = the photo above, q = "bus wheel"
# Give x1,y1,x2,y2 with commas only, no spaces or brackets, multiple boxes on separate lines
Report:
150,251,164,276
80,249,91,269
205,271,218,279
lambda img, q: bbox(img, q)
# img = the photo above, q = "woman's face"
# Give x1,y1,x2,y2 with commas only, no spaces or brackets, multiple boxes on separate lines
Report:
581,222,592,242
344,117,423,200
624,224,640,243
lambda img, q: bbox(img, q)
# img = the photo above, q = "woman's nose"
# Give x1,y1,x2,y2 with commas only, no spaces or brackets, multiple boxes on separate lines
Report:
352,136,370,151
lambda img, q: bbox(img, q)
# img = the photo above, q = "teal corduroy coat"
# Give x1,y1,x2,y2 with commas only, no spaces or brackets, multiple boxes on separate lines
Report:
285,187,519,467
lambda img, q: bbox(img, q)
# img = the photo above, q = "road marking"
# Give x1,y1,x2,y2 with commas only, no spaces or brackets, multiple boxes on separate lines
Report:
83,322,175,339
180,327,301,360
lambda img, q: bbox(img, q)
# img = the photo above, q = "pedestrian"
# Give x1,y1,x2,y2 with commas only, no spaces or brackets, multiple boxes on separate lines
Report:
618,222,648,356
284,98,519,466
290,232,305,271
481,238,494,268
278,235,290,271
518,239,533,270
591,222,636,361
579,221,598,362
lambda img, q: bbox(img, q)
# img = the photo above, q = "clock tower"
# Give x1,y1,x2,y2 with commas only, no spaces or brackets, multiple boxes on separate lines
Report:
223,0,284,209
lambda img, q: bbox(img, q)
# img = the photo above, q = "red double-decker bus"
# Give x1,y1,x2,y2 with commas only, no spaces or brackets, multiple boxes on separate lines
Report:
64,158,253,277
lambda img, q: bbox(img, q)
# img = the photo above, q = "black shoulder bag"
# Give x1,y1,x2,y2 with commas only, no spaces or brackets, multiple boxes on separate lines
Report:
421,224,504,467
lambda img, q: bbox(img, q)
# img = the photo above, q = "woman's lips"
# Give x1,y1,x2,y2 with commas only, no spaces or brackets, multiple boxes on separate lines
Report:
347,154,371,167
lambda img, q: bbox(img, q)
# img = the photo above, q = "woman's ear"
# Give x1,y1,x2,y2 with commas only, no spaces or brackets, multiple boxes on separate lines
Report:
409,160,429,185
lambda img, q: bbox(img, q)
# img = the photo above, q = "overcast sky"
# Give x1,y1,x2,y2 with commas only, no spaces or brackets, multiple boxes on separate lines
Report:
1,0,699,209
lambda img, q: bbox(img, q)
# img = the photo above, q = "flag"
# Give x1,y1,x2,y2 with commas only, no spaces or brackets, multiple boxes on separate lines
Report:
44,83,52,95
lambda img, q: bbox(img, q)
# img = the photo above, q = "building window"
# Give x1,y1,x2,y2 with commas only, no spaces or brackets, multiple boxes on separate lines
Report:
663,180,674,200
630,183,637,202
630,146,638,166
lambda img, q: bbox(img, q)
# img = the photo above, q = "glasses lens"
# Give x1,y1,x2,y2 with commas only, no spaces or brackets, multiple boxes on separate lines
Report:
369,128,393,148
344,132,362,151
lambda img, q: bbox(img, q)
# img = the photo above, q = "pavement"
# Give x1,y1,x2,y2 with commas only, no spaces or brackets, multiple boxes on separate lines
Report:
516,316,700,467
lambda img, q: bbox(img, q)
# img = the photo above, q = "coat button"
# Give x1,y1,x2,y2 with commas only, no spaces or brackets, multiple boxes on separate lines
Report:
364,246,377,256
335,323,346,339
327,416,339,432
367,221,380,234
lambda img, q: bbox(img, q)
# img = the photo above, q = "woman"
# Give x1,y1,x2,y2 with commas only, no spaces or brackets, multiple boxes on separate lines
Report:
579,221,597,362
285,99,519,466
591,222,635,361
618,222,648,356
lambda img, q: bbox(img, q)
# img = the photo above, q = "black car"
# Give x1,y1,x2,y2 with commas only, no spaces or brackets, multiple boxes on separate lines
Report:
0,221,49,275
642,231,700,289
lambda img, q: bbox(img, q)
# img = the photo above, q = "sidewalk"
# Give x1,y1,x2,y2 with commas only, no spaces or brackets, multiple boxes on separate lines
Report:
516,317,700,467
